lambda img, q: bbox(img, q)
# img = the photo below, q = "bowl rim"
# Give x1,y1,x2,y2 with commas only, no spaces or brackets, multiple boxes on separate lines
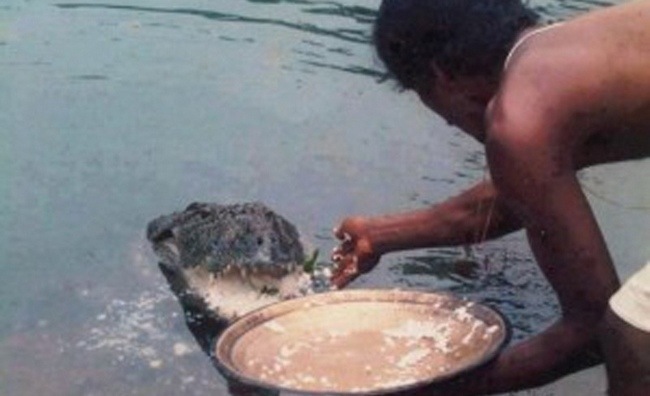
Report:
211,288,511,396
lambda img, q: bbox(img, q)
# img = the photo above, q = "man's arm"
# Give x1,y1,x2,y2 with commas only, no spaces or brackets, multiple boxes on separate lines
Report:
427,94,622,394
395,319,602,396
331,179,523,287
368,179,522,251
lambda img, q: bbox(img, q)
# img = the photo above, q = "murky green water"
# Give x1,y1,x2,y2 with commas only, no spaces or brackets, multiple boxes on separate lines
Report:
1,1,648,395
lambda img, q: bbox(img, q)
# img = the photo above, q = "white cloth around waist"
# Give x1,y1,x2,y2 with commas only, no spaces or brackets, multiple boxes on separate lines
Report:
609,262,650,332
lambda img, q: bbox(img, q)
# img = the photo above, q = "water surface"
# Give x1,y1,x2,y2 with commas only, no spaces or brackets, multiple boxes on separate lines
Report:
1,1,648,395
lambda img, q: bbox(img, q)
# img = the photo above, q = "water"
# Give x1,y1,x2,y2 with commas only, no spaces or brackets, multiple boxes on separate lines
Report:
1,0,648,395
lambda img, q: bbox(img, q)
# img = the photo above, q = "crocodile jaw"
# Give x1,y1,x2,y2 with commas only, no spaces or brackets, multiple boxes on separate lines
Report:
181,265,312,322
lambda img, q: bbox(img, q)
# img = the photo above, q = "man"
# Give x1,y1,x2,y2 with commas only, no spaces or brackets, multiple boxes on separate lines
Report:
331,0,650,394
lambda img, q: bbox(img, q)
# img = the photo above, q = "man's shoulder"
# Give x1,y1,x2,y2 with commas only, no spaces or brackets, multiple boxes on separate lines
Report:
486,76,563,138
490,50,604,135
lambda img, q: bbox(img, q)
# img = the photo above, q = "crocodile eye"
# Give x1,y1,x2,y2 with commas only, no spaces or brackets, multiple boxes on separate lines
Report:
151,228,174,243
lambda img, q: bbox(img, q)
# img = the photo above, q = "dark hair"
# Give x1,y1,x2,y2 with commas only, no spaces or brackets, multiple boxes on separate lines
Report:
374,0,539,89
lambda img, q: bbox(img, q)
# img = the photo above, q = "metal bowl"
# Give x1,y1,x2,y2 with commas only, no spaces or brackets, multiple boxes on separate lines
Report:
214,289,508,395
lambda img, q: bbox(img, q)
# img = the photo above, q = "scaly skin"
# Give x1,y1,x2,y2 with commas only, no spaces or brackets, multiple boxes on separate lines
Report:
147,202,317,396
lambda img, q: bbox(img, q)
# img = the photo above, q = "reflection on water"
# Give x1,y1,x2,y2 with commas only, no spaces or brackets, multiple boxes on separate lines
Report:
56,2,374,43
55,1,385,81
1,0,647,395
535,0,617,19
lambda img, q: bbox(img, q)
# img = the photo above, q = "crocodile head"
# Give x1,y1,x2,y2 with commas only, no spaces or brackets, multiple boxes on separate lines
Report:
147,202,334,396
146,202,324,325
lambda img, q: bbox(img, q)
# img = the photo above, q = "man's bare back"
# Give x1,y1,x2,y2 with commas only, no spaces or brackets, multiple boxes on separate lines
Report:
498,0,650,168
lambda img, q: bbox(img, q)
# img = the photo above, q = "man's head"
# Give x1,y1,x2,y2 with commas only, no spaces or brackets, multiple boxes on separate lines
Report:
374,0,539,89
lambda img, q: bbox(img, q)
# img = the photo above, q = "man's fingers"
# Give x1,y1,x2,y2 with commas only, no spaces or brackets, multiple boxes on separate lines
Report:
331,240,355,262
333,226,353,242
331,268,358,289
333,226,344,240
331,255,359,288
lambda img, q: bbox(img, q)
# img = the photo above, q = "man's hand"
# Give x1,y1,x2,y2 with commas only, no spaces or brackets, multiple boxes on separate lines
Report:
331,217,380,288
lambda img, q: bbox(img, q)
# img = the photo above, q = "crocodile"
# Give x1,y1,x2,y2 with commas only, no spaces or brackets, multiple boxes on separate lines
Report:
146,202,331,352
147,202,335,395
